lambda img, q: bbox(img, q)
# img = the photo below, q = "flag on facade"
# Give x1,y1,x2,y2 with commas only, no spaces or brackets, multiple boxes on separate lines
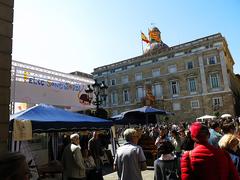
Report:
149,31,160,42
141,32,150,44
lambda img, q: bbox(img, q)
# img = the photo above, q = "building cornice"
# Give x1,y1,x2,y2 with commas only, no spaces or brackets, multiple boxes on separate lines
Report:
93,33,224,73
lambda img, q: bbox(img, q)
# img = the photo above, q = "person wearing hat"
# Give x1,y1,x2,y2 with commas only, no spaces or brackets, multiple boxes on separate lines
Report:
62,133,86,180
181,122,239,180
154,140,180,180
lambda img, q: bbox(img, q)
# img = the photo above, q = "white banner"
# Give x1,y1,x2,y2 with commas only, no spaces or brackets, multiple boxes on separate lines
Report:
11,63,95,111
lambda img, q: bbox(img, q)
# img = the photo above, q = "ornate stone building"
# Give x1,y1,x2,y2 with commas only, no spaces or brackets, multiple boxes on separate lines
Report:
92,27,240,121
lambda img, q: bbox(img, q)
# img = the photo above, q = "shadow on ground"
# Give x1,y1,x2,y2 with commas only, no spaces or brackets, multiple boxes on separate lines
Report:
102,163,114,176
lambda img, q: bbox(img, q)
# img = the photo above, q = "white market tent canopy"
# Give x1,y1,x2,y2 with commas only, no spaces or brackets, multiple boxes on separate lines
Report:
221,114,232,118
196,115,217,121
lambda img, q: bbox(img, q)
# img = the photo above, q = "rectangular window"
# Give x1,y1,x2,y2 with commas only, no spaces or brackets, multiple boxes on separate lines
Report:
111,79,116,86
210,73,220,88
191,100,200,109
208,56,217,65
187,61,194,69
123,89,129,103
173,103,181,111
111,91,118,105
135,63,140,67
122,66,127,70
212,97,223,107
102,96,107,107
135,73,142,81
170,81,179,96
136,87,144,101
168,65,177,73
110,69,115,73
152,69,160,77
188,78,197,93
152,84,162,99
121,76,128,84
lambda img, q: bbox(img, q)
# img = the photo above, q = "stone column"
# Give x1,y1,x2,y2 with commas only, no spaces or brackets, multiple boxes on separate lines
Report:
0,0,14,152
219,50,230,91
198,55,207,94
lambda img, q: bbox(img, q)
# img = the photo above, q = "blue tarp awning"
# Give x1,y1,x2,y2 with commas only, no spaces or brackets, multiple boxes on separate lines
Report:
110,106,174,125
10,104,113,132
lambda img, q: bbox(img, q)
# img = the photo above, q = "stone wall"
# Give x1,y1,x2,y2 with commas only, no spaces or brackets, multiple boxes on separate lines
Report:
0,0,14,152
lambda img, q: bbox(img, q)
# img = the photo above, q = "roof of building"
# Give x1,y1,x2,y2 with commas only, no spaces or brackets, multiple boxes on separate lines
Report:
93,33,225,73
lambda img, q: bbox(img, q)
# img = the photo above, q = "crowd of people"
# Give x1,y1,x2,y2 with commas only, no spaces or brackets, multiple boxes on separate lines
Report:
2,117,240,180
113,117,240,180
61,131,107,180
0,131,108,180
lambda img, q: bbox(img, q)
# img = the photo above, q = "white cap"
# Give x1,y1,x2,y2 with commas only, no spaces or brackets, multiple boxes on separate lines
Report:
70,133,79,140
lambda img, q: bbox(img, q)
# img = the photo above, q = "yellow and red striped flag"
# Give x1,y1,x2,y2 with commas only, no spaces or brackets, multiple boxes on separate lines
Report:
141,32,150,44
149,31,160,42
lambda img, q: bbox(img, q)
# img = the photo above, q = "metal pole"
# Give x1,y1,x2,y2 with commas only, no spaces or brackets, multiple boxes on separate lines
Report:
9,67,17,151
11,67,17,114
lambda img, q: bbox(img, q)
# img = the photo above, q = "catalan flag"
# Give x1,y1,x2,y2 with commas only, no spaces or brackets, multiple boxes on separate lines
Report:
141,32,150,44
149,31,160,42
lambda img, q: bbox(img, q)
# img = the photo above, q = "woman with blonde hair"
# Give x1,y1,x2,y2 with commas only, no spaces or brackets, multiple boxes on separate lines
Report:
218,134,240,174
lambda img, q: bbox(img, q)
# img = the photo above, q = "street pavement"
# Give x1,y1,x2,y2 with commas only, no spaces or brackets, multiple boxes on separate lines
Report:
103,168,154,180
103,137,154,180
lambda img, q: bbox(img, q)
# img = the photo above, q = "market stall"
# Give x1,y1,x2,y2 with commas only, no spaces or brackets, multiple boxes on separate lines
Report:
9,104,113,179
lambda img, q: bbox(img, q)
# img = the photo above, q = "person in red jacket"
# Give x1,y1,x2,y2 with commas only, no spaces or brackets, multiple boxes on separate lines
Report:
181,122,239,180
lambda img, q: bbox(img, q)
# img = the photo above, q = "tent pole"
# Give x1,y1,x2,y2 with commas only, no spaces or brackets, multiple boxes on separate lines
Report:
146,114,149,125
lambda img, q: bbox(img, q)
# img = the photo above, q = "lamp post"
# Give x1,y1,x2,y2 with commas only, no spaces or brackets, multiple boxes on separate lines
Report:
85,79,108,112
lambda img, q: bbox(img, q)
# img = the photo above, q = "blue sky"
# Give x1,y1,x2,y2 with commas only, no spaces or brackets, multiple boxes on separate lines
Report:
13,0,240,74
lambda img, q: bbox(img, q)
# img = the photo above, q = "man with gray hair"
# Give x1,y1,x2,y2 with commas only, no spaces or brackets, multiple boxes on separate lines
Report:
114,128,147,180
62,133,86,180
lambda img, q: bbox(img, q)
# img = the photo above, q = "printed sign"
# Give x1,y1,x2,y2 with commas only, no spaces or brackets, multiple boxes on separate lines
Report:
11,67,95,111
13,120,33,141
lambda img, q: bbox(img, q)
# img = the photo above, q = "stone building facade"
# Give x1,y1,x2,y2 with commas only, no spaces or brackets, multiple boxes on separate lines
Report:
0,0,14,152
92,28,240,121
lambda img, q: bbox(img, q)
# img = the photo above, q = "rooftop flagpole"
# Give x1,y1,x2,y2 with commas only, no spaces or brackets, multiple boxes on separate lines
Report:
141,31,150,54
141,31,144,54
